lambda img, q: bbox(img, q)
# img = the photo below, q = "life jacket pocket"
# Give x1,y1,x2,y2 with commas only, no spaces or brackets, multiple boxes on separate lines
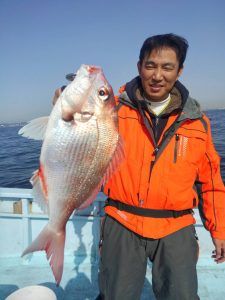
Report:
173,127,207,165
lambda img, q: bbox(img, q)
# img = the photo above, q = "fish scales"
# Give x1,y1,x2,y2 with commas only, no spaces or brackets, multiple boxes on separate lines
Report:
43,120,101,224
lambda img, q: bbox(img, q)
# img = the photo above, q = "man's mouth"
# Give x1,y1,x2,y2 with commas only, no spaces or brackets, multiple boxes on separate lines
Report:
149,84,163,92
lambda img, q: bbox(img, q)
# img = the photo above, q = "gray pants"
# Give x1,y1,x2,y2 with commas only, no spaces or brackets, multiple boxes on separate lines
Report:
99,215,199,300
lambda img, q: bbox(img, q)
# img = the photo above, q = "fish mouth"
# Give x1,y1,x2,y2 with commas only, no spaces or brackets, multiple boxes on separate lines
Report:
62,111,94,124
73,111,94,122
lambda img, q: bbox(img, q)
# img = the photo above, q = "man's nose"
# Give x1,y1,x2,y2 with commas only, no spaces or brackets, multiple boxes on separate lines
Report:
152,68,163,80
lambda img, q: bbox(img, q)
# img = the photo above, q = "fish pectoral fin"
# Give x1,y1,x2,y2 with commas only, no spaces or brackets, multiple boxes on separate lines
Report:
31,168,49,213
102,136,124,185
18,116,49,140
22,224,65,285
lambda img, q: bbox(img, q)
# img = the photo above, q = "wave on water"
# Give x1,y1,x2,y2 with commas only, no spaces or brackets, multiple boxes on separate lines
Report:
0,110,225,188
0,125,41,188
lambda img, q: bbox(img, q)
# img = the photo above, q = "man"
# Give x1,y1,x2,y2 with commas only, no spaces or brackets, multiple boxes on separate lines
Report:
97,33,225,300
54,34,225,299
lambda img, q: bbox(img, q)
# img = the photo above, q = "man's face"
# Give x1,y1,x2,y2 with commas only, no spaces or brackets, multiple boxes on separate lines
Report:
138,47,183,102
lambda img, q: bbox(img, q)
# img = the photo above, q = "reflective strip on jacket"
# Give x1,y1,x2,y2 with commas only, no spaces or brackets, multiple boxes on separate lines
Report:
104,80,225,239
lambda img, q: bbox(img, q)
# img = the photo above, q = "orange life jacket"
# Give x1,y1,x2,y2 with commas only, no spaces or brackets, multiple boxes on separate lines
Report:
104,82,225,239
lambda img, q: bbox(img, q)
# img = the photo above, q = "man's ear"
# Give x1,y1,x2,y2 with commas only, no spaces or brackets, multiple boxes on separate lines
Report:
177,67,183,79
137,61,141,75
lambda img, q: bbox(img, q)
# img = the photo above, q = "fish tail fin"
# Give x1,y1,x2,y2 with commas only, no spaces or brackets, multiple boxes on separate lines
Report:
21,224,65,285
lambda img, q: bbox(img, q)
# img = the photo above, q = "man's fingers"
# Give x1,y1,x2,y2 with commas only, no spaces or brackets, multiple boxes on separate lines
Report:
212,248,225,263
214,256,225,263
52,88,62,105
212,238,225,264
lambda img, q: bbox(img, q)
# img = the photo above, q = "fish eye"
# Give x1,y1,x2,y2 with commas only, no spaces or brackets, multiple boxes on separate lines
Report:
98,87,110,101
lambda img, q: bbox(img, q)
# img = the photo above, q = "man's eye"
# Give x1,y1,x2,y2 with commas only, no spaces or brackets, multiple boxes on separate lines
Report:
165,67,173,70
163,65,175,71
146,65,155,70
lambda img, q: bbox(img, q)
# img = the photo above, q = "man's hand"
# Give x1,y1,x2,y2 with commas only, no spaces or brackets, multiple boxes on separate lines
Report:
52,86,67,105
52,88,63,105
212,238,225,263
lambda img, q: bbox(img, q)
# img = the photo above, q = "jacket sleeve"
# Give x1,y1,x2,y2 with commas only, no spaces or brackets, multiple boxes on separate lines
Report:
197,115,225,240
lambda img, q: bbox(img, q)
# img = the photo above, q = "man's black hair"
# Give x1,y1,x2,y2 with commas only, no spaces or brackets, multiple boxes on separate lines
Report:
139,33,189,69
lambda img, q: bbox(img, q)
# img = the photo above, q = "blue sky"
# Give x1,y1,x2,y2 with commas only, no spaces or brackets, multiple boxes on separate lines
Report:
1,0,225,122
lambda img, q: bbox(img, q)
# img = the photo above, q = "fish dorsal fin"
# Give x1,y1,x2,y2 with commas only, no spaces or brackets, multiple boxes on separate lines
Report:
18,116,49,140
77,183,101,211
78,137,124,211
102,136,124,186
31,168,49,214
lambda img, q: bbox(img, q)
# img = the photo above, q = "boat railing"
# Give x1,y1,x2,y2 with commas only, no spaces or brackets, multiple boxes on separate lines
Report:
0,187,222,268
0,187,105,265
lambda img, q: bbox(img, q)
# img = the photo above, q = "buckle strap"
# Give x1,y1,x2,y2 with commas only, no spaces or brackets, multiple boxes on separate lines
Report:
105,198,193,218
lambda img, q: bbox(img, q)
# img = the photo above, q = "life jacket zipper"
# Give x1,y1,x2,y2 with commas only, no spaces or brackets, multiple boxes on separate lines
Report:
154,116,159,141
146,147,158,201
174,134,180,163
148,147,159,182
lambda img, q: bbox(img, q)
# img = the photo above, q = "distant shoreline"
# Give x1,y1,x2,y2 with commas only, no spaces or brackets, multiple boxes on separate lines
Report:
0,108,225,127
0,122,27,128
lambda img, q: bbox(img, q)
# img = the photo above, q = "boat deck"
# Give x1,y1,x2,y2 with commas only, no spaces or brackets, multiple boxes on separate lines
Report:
1,257,225,299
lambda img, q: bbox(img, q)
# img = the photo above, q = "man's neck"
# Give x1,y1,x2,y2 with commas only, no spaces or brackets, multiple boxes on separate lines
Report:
144,94,171,116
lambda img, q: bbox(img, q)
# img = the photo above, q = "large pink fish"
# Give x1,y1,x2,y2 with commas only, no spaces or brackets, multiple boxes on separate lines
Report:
19,65,123,285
